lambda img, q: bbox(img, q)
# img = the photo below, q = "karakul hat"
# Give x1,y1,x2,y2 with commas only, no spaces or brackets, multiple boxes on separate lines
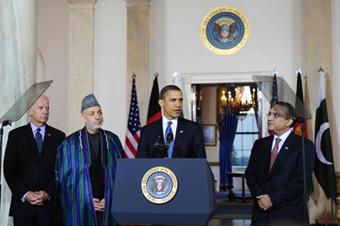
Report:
81,94,101,112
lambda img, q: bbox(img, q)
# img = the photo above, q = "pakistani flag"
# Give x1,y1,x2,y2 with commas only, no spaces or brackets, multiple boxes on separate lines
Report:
314,69,336,199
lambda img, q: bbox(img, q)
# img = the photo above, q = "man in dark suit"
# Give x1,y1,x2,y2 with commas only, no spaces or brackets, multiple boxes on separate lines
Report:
4,95,65,226
137,85,206,158
245,102,315,226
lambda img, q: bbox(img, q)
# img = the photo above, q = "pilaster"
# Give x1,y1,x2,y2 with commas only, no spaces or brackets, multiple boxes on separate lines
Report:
303,0,336,224
67,0,97,132
126,0,150,125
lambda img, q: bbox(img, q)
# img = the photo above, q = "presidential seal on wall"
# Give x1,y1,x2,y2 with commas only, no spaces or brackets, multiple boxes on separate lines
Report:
201,6,250,55
141,166,178,204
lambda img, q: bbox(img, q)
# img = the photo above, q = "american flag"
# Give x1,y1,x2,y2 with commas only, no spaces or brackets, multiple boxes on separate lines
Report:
124,77,141,158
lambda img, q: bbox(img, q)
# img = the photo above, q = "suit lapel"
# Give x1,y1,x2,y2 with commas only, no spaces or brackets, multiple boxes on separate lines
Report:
265,136,273,172
41,125,52,155
171,118,184,158
23,123,41,155
157,120,164,141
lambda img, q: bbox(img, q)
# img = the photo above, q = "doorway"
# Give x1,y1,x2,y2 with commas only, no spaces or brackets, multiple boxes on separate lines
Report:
176,71,271,189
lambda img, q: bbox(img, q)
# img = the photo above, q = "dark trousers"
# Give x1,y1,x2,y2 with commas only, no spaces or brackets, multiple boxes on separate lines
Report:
96,212,103,226
13,215,54,226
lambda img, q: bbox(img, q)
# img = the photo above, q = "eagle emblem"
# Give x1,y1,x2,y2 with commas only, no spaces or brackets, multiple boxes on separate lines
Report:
201,6,250,55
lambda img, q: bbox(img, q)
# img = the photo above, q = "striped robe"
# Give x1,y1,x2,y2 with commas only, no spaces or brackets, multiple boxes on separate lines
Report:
55,128,123,226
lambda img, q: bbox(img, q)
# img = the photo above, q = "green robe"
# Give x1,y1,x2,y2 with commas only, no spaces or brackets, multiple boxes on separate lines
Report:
56,128,123,226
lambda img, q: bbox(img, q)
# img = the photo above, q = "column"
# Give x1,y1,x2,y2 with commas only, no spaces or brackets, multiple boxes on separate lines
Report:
1,1,36,225
126,0,150,126
303,0,336,224
67,0,96,132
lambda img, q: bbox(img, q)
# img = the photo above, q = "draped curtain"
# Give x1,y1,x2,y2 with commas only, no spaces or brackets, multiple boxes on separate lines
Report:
219,110,238,191
1,0,31,225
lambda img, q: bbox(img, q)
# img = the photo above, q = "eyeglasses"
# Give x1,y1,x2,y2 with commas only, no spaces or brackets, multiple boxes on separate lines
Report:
267,112,284,118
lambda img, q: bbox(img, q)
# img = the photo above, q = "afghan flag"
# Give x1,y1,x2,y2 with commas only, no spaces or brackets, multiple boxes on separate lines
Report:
271,71,278,106
293,69,312,194
314,69,336,199
147,74,161,124
293,69,308,137
268,71,278,135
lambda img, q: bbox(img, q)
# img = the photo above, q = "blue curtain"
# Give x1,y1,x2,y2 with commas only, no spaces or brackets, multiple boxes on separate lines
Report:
219,110,238,191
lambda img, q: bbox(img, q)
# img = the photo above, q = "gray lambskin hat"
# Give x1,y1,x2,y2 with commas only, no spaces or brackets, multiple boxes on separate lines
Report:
81,94,101,112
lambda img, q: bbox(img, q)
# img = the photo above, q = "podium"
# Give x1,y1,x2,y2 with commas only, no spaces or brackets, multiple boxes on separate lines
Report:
112,159,216,225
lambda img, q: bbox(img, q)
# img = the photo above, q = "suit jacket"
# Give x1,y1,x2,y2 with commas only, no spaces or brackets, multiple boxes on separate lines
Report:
137,117,206,158
245,132,315,226
4,123,65,218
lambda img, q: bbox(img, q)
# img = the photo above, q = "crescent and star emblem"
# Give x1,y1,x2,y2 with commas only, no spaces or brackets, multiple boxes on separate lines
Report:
315,122,333,165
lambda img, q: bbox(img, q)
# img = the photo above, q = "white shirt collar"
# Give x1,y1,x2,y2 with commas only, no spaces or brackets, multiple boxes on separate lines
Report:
274,128,292,141
162,116,178,138
30,123,46,139
272,128,292,152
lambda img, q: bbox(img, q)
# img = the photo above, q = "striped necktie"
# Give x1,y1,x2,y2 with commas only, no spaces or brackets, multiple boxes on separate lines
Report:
269,138,281,171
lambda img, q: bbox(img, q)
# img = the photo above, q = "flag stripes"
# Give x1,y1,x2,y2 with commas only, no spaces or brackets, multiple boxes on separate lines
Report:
124,77,141,159
147,74,161,125
293,70,308,137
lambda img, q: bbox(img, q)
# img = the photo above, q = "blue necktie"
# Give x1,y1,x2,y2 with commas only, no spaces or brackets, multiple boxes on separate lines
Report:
35,128,43,154
164,121,174,158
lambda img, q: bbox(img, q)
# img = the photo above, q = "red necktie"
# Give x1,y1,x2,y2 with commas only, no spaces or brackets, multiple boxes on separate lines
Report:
269,138,281,171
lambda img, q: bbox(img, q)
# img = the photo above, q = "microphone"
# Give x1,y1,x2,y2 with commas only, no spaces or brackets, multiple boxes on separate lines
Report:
153,135,168,158
166,132,173,146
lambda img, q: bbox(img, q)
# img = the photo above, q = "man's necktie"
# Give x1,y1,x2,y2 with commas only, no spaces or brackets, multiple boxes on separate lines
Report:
269,138,281,171
164,121,174,158
35,128,43,154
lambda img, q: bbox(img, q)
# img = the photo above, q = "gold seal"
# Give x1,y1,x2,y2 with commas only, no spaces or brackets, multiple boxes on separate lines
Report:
141,166,178,204
201,6,250,55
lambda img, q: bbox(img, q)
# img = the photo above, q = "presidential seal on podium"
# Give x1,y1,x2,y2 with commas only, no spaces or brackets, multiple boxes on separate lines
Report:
141,166,178,204
201,6,250,55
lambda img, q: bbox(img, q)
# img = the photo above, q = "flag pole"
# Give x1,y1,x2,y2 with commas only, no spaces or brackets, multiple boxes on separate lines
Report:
297,67,307,205
318,66,331,226
320,65,329,226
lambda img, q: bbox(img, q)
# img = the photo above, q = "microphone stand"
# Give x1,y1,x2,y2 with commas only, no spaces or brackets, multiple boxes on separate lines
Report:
154,133,173,159
0,120,12,208
154,136,168,158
